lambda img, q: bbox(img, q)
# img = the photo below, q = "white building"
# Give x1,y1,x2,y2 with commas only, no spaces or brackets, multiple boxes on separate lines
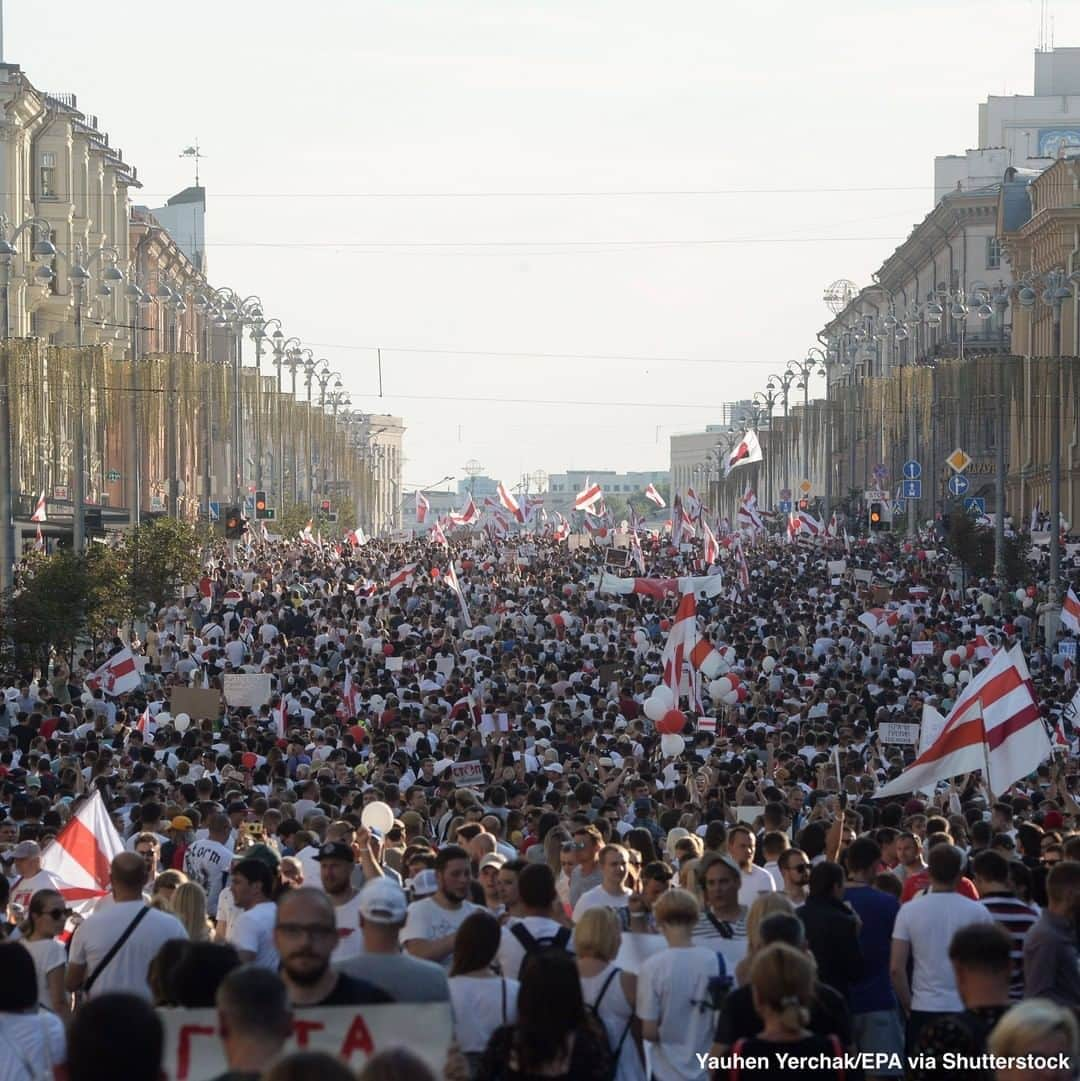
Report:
546,469,668,497
357,414,405,535
401,487,459,532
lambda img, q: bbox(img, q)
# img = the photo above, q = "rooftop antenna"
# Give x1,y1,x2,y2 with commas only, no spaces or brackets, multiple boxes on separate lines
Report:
180,141,205,187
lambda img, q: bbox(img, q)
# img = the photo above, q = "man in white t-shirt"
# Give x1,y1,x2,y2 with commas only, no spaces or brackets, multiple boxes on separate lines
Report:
498,863,574,980
890,844,993,1051
66,852,187,1001
228,857,281,969
401,844,478,969
572,844,632,925
728,826,776,907
183,812,234,917
9,841,64,915
317,841,366,964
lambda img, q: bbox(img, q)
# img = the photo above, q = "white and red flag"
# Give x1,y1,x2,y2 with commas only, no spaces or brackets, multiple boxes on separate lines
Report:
552,512,570,542
723,430,763,478
415,490,430,525
445,563,472,628
670,495,685,547
1062,587,1080,635
386,563,417,594
685,488,702,521
737,488,764,533
574,482,604,516
629,530,646,575
644,483,666,509
661,589,699,699
496,481,524,524
430,518,449,549
30,491,47,523
795,510,825,537
858,608,900,636
37,791,124,915
598,572,725,600
34,524,44,553
85,647,141,696
344,527,367,547
135,705,153,737
875,645,1050,797
697,715,717,734
702,518,719,566
300,519,316,545
449,494,480,527
733,535,751,592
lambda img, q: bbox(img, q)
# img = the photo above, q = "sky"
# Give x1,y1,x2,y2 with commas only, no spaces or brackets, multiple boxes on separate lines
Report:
10,0,1080,494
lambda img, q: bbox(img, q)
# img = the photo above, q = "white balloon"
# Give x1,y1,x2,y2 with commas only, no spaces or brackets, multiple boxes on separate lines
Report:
1014,588,1027,602
942,650,954,666
708,679,727,700
174,712,191,732
958,670,972,685
943,673,956,686
715,677,733,696
762,656,776,673
361,801,395,835
722,690,739,705
660,733,686,757
643,695,668,722
1022,596,1034,609
714,659,730,675
156,712,172,723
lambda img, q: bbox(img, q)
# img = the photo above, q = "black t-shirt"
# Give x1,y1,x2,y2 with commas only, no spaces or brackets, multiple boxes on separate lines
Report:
308,972,394,1007
716,980,851,1049
727,1033,847,1081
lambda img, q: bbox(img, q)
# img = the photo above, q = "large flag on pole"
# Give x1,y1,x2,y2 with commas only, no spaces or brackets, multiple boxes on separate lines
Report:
496,481,524,524
723,430,763,478
875,645,1050,798
30,491,47,523
415,490,430,525
737,487,764,532
85,648,141,696
644,483,666,508
574,482,605,515
448,494,479,527
38,791,124,915
445,563,472,628
661,590,699,699
1062,587,1080,635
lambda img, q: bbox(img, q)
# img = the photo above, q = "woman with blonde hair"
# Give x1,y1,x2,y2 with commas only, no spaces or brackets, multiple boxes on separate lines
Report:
734,893,795,986
19,889,70,1018
171,881,212,941
575,907,644,1081
149,869,187,911
988,999,1078,1081
724,942,843,1080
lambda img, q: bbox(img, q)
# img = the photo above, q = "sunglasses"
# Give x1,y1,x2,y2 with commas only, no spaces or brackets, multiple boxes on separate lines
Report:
45,908,71,920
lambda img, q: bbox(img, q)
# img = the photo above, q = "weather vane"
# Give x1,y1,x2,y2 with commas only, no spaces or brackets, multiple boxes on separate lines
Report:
180,140,205,187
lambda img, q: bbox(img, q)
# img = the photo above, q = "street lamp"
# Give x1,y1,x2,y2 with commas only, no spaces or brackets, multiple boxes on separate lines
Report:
753,388,780,508
123,273,155,528
767,369,797,503
314,366,342,501
272,334,300,509
250,314,281,491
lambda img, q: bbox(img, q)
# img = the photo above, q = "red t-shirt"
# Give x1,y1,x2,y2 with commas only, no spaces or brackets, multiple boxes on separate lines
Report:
900,870,979,903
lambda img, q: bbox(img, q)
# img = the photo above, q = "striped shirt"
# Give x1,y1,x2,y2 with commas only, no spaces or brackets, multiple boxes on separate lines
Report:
692,906,749,981
980,891,1040,1000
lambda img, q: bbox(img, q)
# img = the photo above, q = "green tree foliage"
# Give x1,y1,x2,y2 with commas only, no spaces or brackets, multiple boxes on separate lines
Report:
946,511,1028,584
124,517,201,617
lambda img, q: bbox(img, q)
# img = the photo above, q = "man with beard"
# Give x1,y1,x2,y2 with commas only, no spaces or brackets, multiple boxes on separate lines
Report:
315,841,365,963
273,889,392,1006
401,844,479,968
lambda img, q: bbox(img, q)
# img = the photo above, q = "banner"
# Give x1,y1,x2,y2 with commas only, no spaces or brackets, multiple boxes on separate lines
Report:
160,1004,453,1080
170,687,222,721
222,674,272,709
451,761,485,788
878,722,920,745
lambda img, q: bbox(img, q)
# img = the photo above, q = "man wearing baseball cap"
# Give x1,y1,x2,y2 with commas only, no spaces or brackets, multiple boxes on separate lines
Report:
10,840,63,915
314,841,364,964
335,878,449,1003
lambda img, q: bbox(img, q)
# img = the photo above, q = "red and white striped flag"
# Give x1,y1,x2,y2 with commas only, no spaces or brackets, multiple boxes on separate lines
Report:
34,524,44,553
1062,587,1080,635
661,589,699,699
737,488,764,532
598,573,725,600
445,562,472,628
344,527,368,547
430,518,449,549
702,518,719,566
30,490,47,523
386,563,417,594
697,715,717,733
449,494,479,527
733,535,750,592
574,482,604,515
496,481,524,523
644,483,666,508
415,490,430,525
875,645,1050,797
38,791,124,915
85,647,141,696
300,519,316,545
629,530,646,575
552,512,570,542
723,430,763,478
135,705,153,737
685,487,702,521
858,608,900,636
274,699,288,739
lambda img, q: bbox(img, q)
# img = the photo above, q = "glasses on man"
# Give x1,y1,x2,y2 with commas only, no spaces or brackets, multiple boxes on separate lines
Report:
276,923,339,942
45,908,71,921
788,863,810,874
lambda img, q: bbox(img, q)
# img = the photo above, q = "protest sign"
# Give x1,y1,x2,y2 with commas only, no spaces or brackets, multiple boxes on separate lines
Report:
853,569,873,585
170,688,222,721
827,560,847,576
160,1004,452,1081
911,641,934,657
221,674,271,710
435,656,455,678
384,656,403,673
451,760,485,788
479,713,510,737
879,722,920,745
735,805,765,825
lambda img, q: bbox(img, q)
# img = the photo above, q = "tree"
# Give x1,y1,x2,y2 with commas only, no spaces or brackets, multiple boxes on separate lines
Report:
946,511,1028,584
124,517,201,618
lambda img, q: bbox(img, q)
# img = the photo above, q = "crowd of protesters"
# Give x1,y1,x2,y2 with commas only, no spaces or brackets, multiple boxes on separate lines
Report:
1,515,1080,1080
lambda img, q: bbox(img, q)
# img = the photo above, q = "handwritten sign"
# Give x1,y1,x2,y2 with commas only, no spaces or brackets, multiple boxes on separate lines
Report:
221,674,271,710
879,722,921,745
451,760,486,788
160,1004,452,1081
910,641,934,657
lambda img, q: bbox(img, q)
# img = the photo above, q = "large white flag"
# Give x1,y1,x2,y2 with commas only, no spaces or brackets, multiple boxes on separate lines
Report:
445,563,472,628
85,648,141,697
723,430,763,478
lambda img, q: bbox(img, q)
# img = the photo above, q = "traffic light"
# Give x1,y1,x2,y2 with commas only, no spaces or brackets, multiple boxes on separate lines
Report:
798,499,808,511
869,502,885,531
318,499,331,520
224,505,244,539
254,490,268,519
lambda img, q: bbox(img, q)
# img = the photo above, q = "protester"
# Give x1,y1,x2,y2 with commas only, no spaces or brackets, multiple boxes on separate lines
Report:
227,857,279,969
211,965,293,1081
19,888,70,1017
797,860,863,998
66,993,160,1081
1022,859,1080,1006
0,941,66,1081
401,844,479,968
497,863,573,980
987,999,1079,1081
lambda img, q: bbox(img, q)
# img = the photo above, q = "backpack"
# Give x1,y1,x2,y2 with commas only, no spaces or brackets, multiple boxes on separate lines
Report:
509,923,572,955
587,966,634,1081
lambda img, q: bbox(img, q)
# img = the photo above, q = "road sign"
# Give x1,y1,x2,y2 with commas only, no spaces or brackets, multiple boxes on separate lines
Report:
872,463,888,481
106,469,121,482
948,473,970,497
947,448,972,473
800,480,812,494
52,485,69,501
209,501,220,522
902,460,922,480
864,489,889,503
778,500,793,513
964,496,986,515
1061,640,1078,659
901,479,922,500
892,500,906,516
779,488,792,501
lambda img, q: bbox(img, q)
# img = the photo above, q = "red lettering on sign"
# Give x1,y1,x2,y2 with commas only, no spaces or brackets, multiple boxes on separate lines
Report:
339,1013,375,1059
292,1019,325,1047
177,1024,215,1080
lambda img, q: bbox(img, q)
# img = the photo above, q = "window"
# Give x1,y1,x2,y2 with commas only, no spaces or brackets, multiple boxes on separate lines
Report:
39,152,57,199
986,237,1002,270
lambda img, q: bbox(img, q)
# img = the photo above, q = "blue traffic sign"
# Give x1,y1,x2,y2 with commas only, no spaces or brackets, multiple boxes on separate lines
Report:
778,500,793,513
902,460,922,480
948,473,970,497
892,500,906,516
209,501,220,522
964,496,986,515
901,479,922,500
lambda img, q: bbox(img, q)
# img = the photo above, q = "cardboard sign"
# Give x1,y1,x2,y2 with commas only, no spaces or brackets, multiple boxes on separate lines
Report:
827,560,847,576
221,674,271,710
853,569,873,585
451,760,486,788
871,586,891,605
479,713,511,737
735,805,765,825
910,641,934,657
159,1004,452,1081
879,722,920,745
384,656,403,673
435,656,455,678
170,687,222,722
568,535,591,551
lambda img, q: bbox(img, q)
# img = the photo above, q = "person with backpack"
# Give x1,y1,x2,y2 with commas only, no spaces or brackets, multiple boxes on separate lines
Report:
497,864,574,980
575,907,645,1081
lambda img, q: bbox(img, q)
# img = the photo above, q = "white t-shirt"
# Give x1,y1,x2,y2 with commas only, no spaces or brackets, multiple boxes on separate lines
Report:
0,1009,66,1081
637,944,722,1081
737,864,777,908
22,937,66,1010
401,897,480,968
497,916,576,981
331,891,366,963
215,886,238,939
11,869,65,915
892,890,994,1011
69,901,188,1000
448,975,520,1054
572,885,632,924
183,839,232,916
228,900,280,970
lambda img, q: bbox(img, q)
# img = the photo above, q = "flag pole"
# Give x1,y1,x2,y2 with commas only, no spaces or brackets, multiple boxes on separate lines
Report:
979,704,994,804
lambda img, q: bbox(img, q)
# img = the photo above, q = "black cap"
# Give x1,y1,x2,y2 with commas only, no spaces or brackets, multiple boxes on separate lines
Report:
314,841,355,863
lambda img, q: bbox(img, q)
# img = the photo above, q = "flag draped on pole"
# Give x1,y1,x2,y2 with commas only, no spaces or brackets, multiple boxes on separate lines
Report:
574,483,604,515
702,518,719,566
448,494,479,527
661,589,699,699
496,482,524,523
39,791,124,914
300,519,316,545
135,705,153,737
737,488,764,532
875,645,1050,798
552,512,570,542
445,563,472,628
415,490,430,525
723,430,763,477
85,648,141,696
644,483,666,508
1062,587,1080,635
685,488,702,521
598,572,725,600
430,518,449,549
629,530,646,575
733,535,750,592
30,491,47,523
670,495,685,547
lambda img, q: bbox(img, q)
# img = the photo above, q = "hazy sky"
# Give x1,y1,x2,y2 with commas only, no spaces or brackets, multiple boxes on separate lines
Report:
12,1,1080,493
